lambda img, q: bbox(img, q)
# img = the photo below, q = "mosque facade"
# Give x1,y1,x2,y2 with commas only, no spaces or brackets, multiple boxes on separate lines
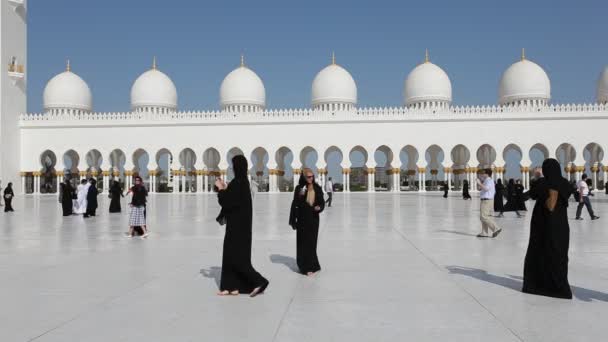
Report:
2,1,608,195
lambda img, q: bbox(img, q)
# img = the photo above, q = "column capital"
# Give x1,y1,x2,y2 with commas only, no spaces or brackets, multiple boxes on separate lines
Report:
443,167,452,173
342,168,350,174
603,165,608,172
102,171,110,176
294,169,302,175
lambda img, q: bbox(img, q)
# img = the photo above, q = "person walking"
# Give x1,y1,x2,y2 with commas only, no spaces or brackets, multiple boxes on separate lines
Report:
0,180,4,207
59,179,75,216
109,180,123,213
84,179,98,218
503,179,523,217
215,155,269,297
127,176,148,237
523,158,573,299
442,182,449,198
74,179,89,214
575,173,600,220
3,182,14,212
494,178,505,216
289,168,325,276
476,169,501,238
324,177,333,207
462,179,472,200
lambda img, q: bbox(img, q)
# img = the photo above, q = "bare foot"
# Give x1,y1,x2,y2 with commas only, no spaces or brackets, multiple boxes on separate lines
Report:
230,290,239,296
217,290,230,296
307,272,314,277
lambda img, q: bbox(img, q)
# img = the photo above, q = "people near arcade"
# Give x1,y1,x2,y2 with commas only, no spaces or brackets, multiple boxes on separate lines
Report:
109,180,124,213
515,179,527,212
74,179,89,214
442,182,449,198
127,176,148,238
0,180,4,207
325,177,334,207
84,179,98,218
476,169,501,238
462,179,471,200
289,168,325,276
59,179,75,216
215,155,269,297
503,179,523,217
3,182,15,212
523,158,573,299
575,173,600,220
494,178,505,216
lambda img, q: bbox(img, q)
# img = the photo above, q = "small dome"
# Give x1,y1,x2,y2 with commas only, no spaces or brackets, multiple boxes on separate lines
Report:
43,62,92,112
311,55,357,108
597,66,608,104
499,51,550,105
404,53,452,107
220,57,266,110
130,59,177,111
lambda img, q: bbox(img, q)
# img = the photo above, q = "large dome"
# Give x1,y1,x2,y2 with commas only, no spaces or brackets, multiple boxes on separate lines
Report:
499,51,550,106
311,55,357,109
597,66,608,104
130,59,177,111
404,53,452,107
220,57,266,111
43,62,92,113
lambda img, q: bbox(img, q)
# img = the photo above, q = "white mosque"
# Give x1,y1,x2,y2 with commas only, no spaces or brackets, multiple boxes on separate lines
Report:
1,1,608,195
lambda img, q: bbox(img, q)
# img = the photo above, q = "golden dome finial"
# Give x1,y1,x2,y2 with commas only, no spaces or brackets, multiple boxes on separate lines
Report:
240,53,245,68
425,49,430,63
66,59,71,72
521,48,525,61
152,56,157,70
331,51,336,65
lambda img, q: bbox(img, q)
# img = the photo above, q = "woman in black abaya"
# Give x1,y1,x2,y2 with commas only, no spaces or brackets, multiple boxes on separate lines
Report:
494,178,505,216
59,179,75,216
289,168,325,276
3,182,14,212
216,155,269,297
462,179,471,200
522,158,573,299
504,179,523,217
109,180,123,213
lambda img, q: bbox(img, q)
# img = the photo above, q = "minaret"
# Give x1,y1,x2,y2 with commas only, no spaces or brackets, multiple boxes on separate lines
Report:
1,1,27,193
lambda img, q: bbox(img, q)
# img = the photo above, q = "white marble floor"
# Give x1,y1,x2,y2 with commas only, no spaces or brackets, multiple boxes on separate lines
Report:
1,192,607,342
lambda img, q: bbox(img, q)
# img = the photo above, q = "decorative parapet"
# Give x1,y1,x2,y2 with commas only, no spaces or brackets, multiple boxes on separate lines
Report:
19,103,608,127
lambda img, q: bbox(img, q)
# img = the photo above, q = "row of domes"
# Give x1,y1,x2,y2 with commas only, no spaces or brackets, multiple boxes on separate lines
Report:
42,51,608,113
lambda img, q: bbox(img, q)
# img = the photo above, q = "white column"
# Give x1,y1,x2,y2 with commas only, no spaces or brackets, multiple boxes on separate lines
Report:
293,171,299,189
196,174,202,193
422,171,426,192
56,174,61,193
447,171,452,190
342,171,347,192
603,167,607,189
204,174,209,192
367,170,374,193
21,174,26,194
345,171,350,192
34,175,40,194
103,173,109,193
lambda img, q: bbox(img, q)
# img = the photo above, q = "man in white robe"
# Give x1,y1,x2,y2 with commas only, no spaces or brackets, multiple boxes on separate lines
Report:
74,179,90,214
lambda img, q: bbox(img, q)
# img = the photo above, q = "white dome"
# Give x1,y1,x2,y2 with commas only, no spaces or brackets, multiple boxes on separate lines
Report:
43,67,92,112
597,66,608,104
220,65,266,109
499,58,550,105
404,62,452,106
130,65,177,111
311,62,357,107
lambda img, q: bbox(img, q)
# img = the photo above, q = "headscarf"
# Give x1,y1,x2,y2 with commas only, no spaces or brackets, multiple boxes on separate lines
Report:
303,168,316,206
232,155,248,179
542,158,572,203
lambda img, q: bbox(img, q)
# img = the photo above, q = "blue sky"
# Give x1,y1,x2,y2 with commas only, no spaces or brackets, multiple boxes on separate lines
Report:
28,0,607,113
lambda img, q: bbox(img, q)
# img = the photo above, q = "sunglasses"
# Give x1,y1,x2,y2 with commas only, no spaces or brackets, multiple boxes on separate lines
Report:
306,175,314,179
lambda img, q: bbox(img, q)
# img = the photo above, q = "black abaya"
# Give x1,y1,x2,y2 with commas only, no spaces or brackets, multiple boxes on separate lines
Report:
109,182,123,213
3,187,14,212
494,183,505,212
289,182,325,274
523,159,573,299
462,181,471,200
85,183,98,217
217,170,268,293
60,183,74,216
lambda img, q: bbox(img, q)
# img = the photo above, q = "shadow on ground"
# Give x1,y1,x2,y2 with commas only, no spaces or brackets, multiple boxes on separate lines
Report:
446,265,608,302
270,254,300,273
200,267,222,288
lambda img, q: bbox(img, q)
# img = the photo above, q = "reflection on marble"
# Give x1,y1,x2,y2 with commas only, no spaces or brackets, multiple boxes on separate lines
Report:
1,193,607,342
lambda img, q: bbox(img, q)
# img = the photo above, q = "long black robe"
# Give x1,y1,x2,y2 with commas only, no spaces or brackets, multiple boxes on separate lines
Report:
462,181,471,200
109,182,123,213
523,160,573,299
217,176,268,293
289,182,325,274
85,183,98,216
60,183,74,216
503,182,520,212
515,184,527,211
3,187,14,212
494,182,505,212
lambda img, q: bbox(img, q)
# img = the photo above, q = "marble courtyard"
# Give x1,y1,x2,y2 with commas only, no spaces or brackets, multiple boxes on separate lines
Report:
1,193,607,342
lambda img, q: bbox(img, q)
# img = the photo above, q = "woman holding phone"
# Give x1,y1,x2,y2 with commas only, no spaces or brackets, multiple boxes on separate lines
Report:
289,168,325,276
